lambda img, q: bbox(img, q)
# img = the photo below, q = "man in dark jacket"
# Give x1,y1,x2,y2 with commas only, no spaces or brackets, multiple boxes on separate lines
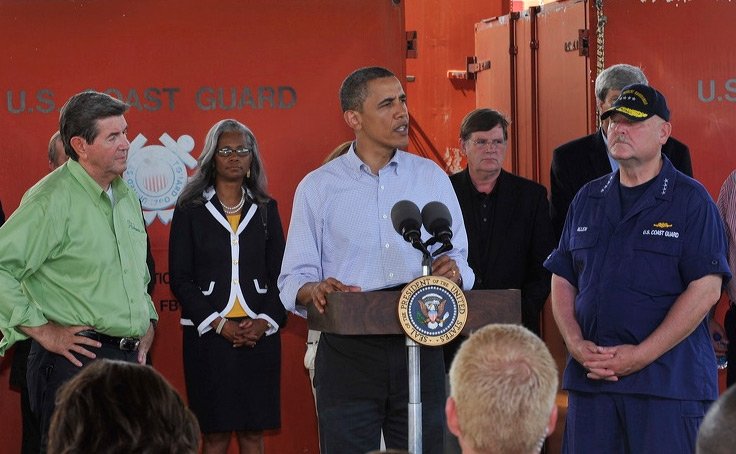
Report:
550,63,692,240
446,107,555,454
450,108,554,337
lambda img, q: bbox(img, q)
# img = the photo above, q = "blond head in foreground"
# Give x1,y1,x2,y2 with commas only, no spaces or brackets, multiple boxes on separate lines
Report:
447,324,558,454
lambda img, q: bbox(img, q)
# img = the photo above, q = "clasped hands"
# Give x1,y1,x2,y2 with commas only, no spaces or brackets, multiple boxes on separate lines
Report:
218,318,269,348
570,339,648,381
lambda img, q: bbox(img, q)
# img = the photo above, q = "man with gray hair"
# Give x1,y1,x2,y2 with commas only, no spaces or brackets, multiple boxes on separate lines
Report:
550,63,692,240
546,84,729,453
0,91,157,450
446,324,558,454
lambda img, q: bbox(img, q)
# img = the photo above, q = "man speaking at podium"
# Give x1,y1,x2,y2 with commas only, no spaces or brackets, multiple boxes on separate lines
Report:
279,66,474,454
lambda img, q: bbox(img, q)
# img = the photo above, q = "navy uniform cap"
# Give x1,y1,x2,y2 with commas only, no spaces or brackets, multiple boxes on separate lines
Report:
600,83,670,122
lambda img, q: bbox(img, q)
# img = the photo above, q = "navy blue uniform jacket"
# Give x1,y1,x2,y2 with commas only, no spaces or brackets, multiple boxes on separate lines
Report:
545,157,730,400
550,130,692,239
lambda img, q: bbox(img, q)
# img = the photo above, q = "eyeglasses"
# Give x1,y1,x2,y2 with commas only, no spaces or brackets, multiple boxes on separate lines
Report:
216,146,252,157
469,138,506,149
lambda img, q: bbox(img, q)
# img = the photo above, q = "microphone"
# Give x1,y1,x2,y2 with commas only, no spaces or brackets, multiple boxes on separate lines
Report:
421,201,453,256
391,200,429,256
421,201,453,242
391,200,422,243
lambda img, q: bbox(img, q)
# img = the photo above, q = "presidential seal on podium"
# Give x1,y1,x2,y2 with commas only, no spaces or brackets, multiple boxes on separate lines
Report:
398,276,467,346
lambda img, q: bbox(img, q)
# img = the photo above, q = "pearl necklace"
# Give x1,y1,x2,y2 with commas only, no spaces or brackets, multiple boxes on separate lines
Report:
220,188,245,215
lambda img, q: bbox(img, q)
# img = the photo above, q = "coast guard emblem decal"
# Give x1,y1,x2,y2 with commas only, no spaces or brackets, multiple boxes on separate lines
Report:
124,133,197,225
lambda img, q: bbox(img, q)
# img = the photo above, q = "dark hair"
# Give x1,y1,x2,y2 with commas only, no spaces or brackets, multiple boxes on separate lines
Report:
339,66,396,112
48,360,200,454
59,91,129,161
459,108,509,141
177,119,270,207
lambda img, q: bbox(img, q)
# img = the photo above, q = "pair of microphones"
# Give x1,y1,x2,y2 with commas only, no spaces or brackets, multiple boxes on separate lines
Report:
391,200,453,257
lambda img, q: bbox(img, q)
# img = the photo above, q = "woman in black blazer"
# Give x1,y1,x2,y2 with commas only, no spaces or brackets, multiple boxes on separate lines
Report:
169,119,286,454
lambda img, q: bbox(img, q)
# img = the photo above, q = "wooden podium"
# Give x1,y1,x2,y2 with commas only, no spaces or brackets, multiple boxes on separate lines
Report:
307,288,520,454
307,289,522,334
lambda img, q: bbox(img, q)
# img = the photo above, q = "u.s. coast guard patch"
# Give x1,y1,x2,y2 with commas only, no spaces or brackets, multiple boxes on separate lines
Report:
398,276,467,346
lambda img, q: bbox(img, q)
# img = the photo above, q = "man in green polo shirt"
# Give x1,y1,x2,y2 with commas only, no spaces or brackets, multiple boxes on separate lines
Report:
0,91,157,450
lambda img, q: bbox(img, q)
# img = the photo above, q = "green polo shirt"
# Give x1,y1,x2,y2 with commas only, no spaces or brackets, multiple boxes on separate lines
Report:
0,160,157,354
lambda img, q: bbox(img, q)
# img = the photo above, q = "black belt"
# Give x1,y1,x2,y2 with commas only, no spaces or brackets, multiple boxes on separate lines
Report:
76,330,140,352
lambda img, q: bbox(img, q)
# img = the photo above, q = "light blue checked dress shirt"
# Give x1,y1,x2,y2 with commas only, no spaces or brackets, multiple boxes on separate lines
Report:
278,145,474,317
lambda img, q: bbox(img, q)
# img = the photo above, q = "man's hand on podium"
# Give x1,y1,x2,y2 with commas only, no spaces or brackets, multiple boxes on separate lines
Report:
299,278,362,314
432,254,463,286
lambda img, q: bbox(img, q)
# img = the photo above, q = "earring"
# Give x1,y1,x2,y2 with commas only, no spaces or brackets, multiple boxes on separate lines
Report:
246,169,251,179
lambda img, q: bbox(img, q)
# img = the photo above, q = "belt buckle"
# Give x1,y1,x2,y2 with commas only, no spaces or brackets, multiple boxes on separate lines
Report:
119,337,140,351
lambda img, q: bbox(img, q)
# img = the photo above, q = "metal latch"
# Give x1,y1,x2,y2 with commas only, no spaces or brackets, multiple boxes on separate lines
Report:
406,31,418,59
564,29,589,56
447,56,491,80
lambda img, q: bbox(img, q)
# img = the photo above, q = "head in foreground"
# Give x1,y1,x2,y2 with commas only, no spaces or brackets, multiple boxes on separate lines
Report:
48,359,200,454
697,385,736,454
447,324,558,454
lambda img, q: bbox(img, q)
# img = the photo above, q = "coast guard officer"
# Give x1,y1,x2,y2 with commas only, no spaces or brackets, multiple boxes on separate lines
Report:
545,84,730,453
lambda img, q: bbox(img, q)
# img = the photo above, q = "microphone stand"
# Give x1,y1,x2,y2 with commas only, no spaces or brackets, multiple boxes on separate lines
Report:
407,245,432,454
424,236,453,257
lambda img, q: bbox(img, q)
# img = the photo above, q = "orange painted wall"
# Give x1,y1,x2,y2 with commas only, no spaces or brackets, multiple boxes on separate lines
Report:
0,1,406,452
404,0,506,172
3,0,733,451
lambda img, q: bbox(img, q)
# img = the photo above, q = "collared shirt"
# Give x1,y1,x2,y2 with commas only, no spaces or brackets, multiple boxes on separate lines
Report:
278,146,474,316
0,160,156,353
455,168,498,287
717,169,736,302
545,156,730,400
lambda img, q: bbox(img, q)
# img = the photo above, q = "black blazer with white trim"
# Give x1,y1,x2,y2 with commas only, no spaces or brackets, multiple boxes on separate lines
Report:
169,188,286,335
